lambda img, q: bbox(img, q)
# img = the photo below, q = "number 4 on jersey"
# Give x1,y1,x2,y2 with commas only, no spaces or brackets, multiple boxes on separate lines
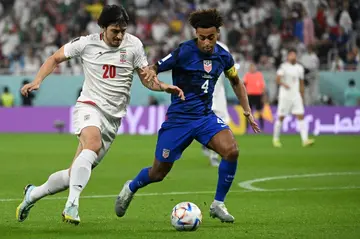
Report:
201,80,209,93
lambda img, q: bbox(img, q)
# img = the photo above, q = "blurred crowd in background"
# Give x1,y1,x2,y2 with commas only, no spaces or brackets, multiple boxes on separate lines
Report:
0,0,359,75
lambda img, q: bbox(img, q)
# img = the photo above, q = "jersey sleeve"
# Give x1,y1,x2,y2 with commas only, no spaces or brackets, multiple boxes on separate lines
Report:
156,47,181,73
64,36,88,59
276,64,285,76
223,54,237,79
133,41,148,69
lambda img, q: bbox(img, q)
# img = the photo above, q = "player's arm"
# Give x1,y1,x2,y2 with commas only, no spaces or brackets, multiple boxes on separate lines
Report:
137,67,166,91
21,36,86,97
276,74,290,89
299,66,305,101
137,67,185,100
225,67,251,115
225,66,260,133
20,46,68,97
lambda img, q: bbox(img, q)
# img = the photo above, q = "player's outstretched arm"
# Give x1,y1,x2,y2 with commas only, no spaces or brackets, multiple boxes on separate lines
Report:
21,46,68,97
136,67,185,100
227,73,261,133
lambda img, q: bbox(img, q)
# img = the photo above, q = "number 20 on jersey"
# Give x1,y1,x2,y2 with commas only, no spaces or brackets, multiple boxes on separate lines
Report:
102,65,116,79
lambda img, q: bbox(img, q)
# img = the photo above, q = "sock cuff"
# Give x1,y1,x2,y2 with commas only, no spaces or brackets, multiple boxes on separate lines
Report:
220,159,238,167
82,149,98,157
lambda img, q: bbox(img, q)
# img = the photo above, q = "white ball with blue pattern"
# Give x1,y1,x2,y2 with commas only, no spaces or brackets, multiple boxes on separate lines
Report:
171,202,202,231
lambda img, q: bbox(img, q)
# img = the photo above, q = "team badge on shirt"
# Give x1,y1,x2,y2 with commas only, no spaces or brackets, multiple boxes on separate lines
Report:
162,149,170,159
120,50,127,63
203,60,212,73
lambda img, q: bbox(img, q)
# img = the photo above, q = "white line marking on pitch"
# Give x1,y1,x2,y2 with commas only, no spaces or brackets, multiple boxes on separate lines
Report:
238,172,360,191
0,175,360,202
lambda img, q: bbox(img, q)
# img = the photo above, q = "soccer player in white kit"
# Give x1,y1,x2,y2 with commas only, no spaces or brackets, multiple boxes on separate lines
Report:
16,5,184,225
273,49,314,147
201,41,231,167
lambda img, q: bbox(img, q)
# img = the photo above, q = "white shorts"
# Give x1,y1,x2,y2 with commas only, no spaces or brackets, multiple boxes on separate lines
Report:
72,102,121,165
277,95,304,116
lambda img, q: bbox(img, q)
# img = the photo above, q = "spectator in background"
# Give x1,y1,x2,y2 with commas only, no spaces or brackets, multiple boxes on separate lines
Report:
331,55,345,71
243,63,266,130
299,45,319,105
344,79,360,106
21,80,35,106
267,26,282,58
345,51,358,71
339,1,353,34
303,9,315,46
23,48,41,75
0,86,14,107
148,95,159,106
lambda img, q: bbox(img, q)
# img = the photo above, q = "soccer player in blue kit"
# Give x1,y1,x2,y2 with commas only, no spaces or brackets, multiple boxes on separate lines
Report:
115,9,260,223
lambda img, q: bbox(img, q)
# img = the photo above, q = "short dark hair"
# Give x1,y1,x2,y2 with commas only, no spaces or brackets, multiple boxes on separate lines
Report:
97,5,129,28
288,48,297,54
188,9,223,29
4,87,9,93
349,79,356,86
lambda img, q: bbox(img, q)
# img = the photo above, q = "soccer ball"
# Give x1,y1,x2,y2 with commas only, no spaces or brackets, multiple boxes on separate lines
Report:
171,202,202,231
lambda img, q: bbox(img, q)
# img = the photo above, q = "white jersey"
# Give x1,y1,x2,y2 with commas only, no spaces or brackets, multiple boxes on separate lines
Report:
212,41,230,123
64,33,148,118
276,62,304,99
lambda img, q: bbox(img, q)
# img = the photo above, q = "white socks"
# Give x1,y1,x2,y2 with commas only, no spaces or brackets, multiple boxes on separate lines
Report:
298,120,308,142
29,169,70,203
67,149,97,206
273,120,282,140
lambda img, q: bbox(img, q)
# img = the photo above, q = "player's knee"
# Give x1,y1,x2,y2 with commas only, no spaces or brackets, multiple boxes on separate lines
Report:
149,170,168,182
223,146,239,161
84,138,102,154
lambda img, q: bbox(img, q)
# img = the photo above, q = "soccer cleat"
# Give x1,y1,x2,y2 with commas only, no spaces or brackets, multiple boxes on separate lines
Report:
16,184,36,222
209,203,235,223
62,203,80,225
273,139,282,148
201,145,210,157
115,180,134,217
303,139,315,147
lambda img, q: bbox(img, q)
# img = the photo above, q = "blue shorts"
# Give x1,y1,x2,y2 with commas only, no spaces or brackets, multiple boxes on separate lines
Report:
155,114,230,162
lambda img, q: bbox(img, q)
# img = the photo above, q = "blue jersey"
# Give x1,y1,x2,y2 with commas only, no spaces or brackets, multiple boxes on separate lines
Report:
157,39,235,121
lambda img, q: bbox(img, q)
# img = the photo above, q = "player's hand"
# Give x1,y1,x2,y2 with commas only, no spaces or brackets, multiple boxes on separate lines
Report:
283,83,290,89
141,66,158,82
162,84,185,101
246,114,261,133
21,82,41,97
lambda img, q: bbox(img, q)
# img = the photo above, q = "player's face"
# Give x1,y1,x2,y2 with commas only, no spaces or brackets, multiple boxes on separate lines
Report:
196,27,219,54
104,24,127,47
287,52,297,64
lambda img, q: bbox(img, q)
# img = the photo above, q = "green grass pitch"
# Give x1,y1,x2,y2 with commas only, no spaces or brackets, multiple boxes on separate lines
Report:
0,134,359,239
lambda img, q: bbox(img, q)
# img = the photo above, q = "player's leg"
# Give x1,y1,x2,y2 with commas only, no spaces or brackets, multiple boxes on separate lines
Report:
62,103,107,225
195,115,238,223
16,141,82,222
293,98,315,147
62,126,100,225
115,123,194,217
273,98,289,147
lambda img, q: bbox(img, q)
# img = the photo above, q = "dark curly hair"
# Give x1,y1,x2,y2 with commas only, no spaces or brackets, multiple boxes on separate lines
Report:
97,5,129,28
188,9,224,29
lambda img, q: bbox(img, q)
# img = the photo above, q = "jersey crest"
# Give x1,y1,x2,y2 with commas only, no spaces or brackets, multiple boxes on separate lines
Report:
120,49,127,63
203,60,212,73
